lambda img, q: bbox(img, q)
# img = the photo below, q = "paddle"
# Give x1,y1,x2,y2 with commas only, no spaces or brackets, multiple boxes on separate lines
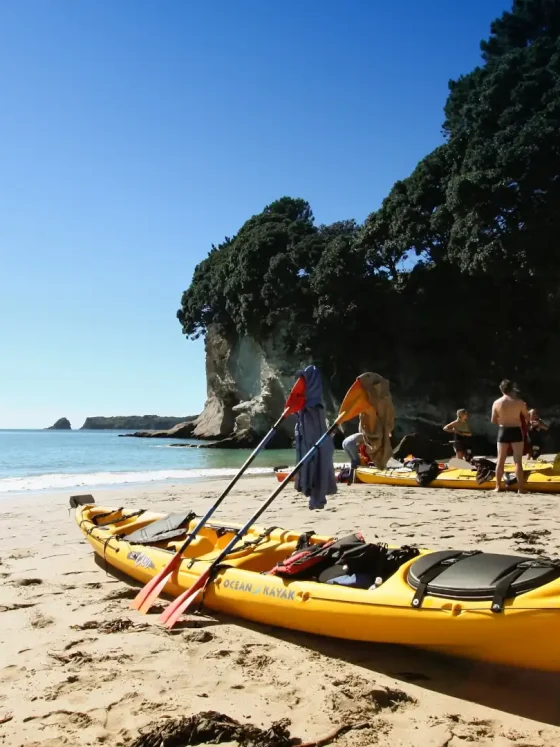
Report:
447,457,476,470
130,375,307,614
159,377,369,629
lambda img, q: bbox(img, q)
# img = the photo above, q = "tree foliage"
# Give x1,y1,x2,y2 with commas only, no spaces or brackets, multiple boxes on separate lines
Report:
178,0,560,405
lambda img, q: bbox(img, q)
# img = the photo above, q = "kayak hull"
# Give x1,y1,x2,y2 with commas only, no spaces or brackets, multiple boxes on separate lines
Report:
74,502,560,671
275,460,557,489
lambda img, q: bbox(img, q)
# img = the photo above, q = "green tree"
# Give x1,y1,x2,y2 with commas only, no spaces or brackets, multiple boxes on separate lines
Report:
178,0,560,407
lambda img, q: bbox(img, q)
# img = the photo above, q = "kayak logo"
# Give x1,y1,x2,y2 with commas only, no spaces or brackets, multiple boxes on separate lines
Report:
222,578,295,601
127,551,156,571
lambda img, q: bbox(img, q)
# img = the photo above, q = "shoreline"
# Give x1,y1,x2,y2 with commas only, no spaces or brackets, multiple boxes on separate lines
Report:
0,466,278,499
1,476,560,745
0,452,553,499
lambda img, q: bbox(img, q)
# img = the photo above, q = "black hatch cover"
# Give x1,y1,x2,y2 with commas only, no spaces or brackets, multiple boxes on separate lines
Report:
408,550,560,610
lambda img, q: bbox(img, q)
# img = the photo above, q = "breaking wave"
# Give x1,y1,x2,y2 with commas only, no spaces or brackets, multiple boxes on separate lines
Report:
0,467,273,494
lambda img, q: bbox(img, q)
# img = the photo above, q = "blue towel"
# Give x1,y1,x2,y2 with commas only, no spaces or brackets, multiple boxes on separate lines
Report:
325,573,373,589
294,365,337,510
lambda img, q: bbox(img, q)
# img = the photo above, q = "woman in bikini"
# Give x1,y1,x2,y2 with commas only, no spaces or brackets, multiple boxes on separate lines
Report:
443,408,472,461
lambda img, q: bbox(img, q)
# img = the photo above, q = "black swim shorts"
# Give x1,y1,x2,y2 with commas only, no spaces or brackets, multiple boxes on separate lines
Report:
454,436,471,452
497,426,523,444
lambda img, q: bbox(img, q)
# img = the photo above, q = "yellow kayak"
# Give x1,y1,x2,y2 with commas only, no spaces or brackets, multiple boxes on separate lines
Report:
73,496,560,671
275,458,557,489
356,465,560,492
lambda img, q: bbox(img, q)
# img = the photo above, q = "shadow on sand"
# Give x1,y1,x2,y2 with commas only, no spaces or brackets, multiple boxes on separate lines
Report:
94,553,560,726
229,616,560,727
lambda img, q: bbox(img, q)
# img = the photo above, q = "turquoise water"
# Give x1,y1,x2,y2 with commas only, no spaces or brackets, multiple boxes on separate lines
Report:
0,429,344,493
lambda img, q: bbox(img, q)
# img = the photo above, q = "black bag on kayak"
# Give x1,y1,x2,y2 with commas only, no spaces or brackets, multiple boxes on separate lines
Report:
318,543,420,586
415,460,442,487
267,532,366,580
317,542,388,584
472,457,496,485
402,457,443,486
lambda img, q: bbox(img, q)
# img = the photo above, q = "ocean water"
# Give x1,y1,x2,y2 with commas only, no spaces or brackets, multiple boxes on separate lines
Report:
0,429,343,494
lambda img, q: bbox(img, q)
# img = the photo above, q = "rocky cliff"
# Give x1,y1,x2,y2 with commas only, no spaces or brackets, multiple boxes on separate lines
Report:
189,325,560,452
81,415,196,430
46,417,71,430
188,325,318,447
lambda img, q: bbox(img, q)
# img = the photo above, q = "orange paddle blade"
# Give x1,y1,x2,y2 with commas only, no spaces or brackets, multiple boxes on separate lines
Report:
284,375,306,416
337,379,369,423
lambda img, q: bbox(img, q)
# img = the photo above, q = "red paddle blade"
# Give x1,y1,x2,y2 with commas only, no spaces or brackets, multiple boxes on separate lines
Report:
159,571,209,628
284,375,306,416
338,379,369,423
130,552,181,611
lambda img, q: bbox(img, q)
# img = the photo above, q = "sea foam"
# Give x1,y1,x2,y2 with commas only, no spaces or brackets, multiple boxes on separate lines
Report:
0,467,273,494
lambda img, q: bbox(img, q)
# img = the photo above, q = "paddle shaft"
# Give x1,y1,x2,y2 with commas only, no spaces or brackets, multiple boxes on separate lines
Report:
161,412,344,625
172,408,288,556
131,408,290,612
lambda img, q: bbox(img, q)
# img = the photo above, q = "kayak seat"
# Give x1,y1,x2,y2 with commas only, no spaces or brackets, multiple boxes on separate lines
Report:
408,550,560,612
122,512,196,545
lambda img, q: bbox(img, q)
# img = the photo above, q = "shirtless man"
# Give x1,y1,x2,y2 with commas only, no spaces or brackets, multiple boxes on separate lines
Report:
491,380,529,492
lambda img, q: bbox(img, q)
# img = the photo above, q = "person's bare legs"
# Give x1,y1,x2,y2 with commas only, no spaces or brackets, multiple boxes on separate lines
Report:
495,442,508,492
512,441,524,492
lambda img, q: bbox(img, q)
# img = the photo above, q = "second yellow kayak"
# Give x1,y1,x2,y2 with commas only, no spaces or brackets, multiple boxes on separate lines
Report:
356,465,560,492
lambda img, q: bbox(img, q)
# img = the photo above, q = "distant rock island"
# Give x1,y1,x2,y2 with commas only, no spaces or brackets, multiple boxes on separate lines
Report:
80,415,197,430
46,418,72,430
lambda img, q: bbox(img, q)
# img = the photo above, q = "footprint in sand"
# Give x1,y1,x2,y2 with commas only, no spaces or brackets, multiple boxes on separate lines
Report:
442,714,496,741
30,612,55,629
61,570,90,576
11,577,43,587
0,602,36,612
103,588,137,602
23,708,92,728
44,675,80,701
0,665,24,684
7,549,36,560
205,649,232,659
185,630,214,643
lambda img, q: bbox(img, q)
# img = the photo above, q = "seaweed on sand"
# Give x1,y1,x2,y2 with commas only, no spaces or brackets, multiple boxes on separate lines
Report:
129,710,293,747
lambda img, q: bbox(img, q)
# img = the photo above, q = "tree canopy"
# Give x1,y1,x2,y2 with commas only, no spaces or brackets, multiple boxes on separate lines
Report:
178,0,560,405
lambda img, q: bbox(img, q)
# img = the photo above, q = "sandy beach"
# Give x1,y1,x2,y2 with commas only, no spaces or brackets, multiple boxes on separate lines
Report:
2,475,560,747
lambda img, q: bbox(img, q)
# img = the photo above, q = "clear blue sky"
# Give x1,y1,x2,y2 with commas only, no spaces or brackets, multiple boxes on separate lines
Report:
0,0,509,428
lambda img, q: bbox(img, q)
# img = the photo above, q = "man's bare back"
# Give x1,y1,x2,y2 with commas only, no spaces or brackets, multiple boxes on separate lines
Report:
491,380,529,493
491,395,528,427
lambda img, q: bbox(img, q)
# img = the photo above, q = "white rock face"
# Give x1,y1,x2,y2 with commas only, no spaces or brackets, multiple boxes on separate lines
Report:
192,325,309,445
